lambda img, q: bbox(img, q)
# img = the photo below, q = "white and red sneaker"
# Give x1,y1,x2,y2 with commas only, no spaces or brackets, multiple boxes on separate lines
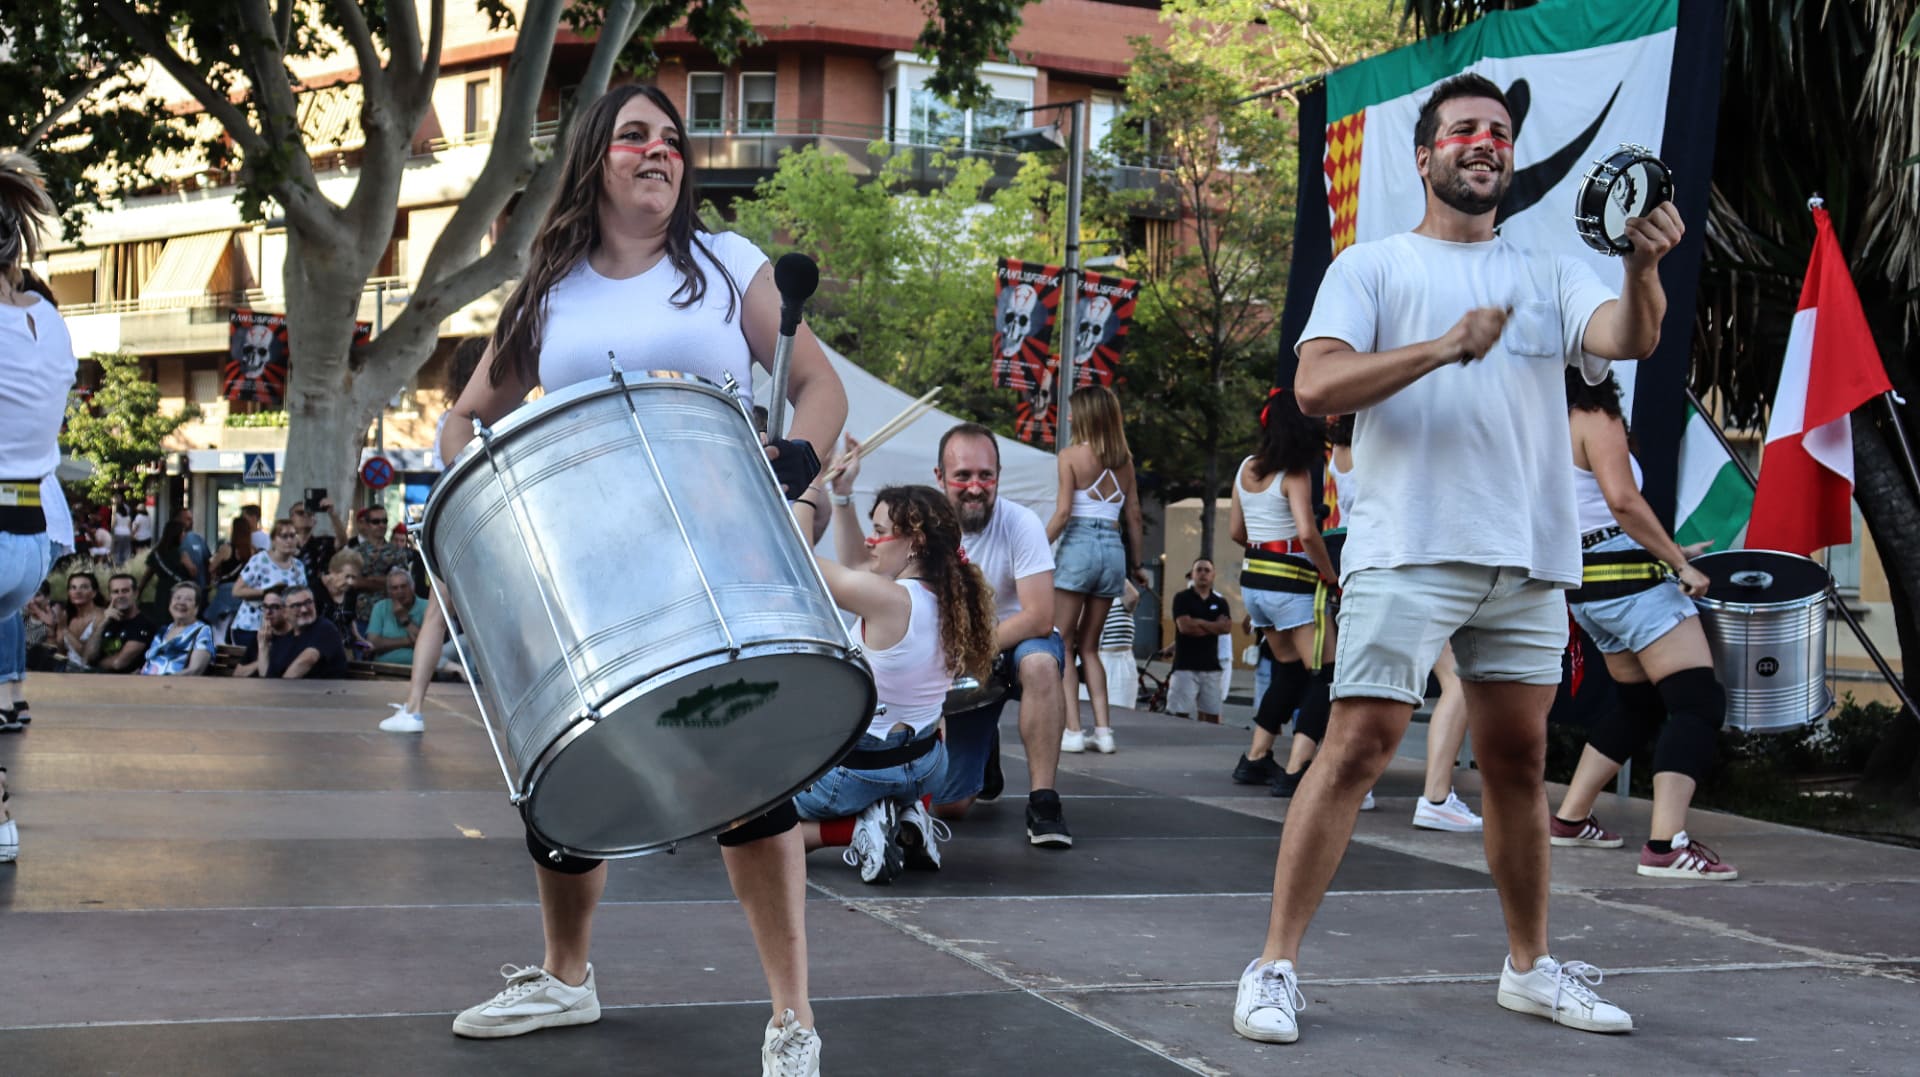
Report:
1637,831,1738,880
1550,814,1623,848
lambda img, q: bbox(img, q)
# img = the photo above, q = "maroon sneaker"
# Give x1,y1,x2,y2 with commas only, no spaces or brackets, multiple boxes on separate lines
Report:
1550,814,1623,848
1637,832,1738,880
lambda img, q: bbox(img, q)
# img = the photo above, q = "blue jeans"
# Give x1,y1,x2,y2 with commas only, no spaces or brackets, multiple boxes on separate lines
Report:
1,531,51,620
0,612,24,685
792,727,948,820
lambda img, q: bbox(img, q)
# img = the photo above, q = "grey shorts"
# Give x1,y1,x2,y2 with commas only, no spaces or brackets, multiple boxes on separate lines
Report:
1570,534,1698,654
1333,563,1567,705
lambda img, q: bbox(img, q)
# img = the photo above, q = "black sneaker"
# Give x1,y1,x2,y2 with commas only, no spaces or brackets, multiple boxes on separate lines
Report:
1269,762,1310,799
1233,753,1281,785
978,729,1005,802
1025,789,1073,848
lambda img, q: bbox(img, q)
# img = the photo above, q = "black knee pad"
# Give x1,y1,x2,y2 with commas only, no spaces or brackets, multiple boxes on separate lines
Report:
525,826,603,875
1293,665,1334,744
1255,660,1310,735
1652,667,1726,782
715,799,801,847
1584,679,1664,765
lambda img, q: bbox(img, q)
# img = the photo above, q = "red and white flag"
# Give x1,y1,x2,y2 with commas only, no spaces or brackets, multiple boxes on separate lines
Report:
1745,204,1893,556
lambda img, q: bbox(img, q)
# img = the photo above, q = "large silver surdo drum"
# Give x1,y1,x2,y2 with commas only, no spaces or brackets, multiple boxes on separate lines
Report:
422,369,874,859
1690,549,1834,733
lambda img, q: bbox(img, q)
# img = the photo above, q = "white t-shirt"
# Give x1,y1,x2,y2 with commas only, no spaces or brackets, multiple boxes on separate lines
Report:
962,498,1054,624
0,296,76,483
1299,232,1616,587
131,510,153,543
537,231,769,400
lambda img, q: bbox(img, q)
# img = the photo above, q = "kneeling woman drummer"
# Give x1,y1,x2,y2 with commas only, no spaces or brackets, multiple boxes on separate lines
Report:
1550,369,1737,881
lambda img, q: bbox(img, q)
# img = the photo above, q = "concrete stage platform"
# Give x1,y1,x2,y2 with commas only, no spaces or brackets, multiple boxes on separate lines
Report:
2,675,1917,1075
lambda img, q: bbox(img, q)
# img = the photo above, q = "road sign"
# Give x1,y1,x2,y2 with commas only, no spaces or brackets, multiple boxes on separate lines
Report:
242,453,276,485
360,455,395,490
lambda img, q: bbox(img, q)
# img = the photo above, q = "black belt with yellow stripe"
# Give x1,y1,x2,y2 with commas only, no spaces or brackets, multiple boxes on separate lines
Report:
1240,546,1319,594
1569,549,1673,605
0,479,46,536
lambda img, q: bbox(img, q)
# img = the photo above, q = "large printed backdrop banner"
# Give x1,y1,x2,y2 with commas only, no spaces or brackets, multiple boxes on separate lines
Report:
226,310,289,405
1072,271,1141,388
1279,0,1724,524
993,260,1141,445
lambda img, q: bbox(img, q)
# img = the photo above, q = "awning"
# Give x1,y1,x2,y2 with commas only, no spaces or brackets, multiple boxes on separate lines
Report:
45,248,106,277
142,230,234,297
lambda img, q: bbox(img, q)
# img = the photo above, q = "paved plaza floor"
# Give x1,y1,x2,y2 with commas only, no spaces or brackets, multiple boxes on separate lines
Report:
2,674,1917,1075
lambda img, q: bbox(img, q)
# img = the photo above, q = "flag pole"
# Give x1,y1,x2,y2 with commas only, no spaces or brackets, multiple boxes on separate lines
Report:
1683,386,1918,718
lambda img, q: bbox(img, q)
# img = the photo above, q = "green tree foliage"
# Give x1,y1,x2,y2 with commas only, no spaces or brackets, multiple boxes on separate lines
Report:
728,143,1064,431
59,352,201,503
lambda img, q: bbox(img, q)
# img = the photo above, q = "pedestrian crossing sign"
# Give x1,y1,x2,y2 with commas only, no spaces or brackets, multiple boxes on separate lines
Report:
242,453,276,485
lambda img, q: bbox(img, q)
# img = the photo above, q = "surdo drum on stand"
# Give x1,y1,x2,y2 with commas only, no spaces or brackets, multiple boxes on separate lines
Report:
1575,143,1673,256
1689,550,1835,733
421,366,876,859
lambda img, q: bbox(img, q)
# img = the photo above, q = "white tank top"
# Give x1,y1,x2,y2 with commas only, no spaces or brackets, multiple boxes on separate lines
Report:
1069,467,1125,521
1329,452,1357,523
1572,455,1641,536
1237,457,1296,542
858,579,949,738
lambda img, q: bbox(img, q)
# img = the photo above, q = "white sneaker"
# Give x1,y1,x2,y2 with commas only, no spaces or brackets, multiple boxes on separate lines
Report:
1359,790,1377,811
1497,955,1633,1033
1092,727,1116,754
451,963,600,1038
841,800,901,884
1233,957,1305,1043
897,798,951,872
761,1008,821,1076
0,818,17,863
1061,728,1087,753
379,704,424,734
1413,789,1483,832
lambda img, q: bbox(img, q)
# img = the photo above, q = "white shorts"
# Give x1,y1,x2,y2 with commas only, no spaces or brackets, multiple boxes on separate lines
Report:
1168,669,1226,716
1333,563,1566,705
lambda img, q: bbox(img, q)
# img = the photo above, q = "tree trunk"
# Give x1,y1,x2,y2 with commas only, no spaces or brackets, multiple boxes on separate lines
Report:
1198,430,1219,563
1854,401,1920,800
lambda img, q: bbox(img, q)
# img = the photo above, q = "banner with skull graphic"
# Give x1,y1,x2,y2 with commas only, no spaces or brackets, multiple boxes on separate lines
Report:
226,310,290,405
990,258,1063,392
1071,271,1140,388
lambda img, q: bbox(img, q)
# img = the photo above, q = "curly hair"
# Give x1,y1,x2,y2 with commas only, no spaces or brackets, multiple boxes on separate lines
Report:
1248,390,1327,481
1565,367,1626,420
871,485,996,679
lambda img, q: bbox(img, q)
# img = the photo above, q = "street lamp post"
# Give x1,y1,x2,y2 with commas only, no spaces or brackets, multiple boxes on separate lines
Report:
1005,99,1086,452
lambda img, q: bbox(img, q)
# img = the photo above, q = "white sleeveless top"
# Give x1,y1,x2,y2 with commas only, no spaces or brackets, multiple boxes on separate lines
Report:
1237,457,1296,542
858,579,950,738
1329,452,1357,523
1573,455,1641,536
1069,467,1125,521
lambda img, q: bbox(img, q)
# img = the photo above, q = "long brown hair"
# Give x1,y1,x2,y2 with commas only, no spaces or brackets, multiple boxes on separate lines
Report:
1068,384,1130,470
0,150,56,280
872,485,996,679
487,84,739,388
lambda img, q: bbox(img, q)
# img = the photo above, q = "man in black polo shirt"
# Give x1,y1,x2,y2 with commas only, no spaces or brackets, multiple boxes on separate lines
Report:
1169,559,1233,723
95,573,157,674
273,586,349,679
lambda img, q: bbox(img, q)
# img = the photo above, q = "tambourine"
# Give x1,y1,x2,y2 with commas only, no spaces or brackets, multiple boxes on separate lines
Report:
1573,143,1672,256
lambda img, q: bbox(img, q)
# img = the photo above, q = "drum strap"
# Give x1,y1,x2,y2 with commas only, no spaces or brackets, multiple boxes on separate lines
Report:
1570,550,1673,604
0,480,46,536
1241,549,1319,594
842,730,940,771
1310,577,1336,672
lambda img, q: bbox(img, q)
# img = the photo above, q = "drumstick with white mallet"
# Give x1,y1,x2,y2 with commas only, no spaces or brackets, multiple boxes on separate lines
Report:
819,386,944,485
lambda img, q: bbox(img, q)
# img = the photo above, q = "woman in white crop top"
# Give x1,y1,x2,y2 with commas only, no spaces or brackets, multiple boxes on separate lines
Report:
791,481,995,884
1044,385,1145,754
1551,370,1737,881
435,87,850,1065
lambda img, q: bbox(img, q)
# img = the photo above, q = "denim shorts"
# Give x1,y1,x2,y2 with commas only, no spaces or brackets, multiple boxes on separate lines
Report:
0,531,51,620
1243,586,1315,632
1333,562,1566,705
1570,533,1699,655
1053,517,1125,597
793,726,948,820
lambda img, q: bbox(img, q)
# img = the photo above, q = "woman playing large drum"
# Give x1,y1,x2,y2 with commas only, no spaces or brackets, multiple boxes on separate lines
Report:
439,85,848,1075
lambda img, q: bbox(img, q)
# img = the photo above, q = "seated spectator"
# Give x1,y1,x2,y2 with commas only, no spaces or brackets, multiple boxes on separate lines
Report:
233,587,290,676
238,586,347,679
141,582,215,676
366,568,430,666
23,582,60,672
57,570,109,671
93,573,157,674
314,549,370,657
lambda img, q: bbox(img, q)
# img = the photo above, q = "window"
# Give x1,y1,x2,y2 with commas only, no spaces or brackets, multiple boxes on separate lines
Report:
463,77,494,138
1087,95,1119,156
688,73,726,133
883,53,1034,150
740,73,776,133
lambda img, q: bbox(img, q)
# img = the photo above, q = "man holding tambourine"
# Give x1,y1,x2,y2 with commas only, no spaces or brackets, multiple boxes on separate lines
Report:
1230,73,1683,1047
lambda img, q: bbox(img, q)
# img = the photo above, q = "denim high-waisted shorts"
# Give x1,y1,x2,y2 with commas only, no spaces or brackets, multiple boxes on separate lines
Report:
1570,532,1698,655
1054,517,1124,597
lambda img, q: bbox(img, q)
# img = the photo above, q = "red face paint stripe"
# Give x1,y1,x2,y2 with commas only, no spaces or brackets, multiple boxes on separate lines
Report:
1434,131,1513,152
608,139,683,160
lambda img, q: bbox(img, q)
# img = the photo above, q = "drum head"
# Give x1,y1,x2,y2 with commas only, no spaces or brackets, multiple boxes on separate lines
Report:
524,649,874,858
1575,145,1671,255
1693,550,1831,606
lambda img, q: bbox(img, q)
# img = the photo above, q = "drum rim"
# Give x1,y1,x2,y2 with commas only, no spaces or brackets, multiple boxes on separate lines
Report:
421,368,740,558
520,642,876,859
1690,547,1832,610
1575,144,1671,255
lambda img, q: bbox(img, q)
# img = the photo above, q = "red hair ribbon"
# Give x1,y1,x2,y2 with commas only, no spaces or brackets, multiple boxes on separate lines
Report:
956,546,970,565
1259,386,1287,428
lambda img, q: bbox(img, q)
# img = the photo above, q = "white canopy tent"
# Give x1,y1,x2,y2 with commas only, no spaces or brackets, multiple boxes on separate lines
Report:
757,344,1059,551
